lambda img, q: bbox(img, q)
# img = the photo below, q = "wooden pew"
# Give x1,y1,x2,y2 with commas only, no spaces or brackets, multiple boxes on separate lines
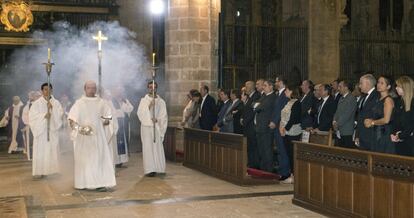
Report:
293,141,414,218
308,129,333,146
183,128,278,186
0,128,7,152
163,126,178,162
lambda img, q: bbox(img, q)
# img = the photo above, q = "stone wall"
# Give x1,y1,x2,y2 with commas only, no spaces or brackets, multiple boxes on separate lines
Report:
308,0,346,84
165,0,220,122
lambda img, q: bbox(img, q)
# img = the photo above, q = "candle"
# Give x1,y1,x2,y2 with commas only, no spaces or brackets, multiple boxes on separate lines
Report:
47,48,51,61
98,31,102,51
152,52,156,67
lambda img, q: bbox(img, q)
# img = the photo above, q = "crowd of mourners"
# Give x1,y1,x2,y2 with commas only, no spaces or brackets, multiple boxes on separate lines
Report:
181,74,414,184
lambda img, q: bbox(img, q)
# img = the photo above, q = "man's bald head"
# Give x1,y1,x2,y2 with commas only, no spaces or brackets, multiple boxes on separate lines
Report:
12,96,20,105
84,80,97,97
245,81,255,94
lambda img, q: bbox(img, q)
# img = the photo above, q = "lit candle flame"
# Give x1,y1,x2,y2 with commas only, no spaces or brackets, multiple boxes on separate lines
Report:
47,48,51,62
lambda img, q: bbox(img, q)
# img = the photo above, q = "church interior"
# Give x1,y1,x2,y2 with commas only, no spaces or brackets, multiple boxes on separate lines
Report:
0,0,414,217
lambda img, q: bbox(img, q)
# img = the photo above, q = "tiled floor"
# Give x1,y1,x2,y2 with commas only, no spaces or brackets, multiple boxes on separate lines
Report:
0,146,324,218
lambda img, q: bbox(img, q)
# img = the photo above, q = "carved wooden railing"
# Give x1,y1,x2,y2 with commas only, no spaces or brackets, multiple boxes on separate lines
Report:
293,141,414,218
183,128,278,185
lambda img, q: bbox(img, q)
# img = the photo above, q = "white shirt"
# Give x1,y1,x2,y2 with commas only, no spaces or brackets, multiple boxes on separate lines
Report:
278,88,285,96
249,91,256,98
300,93,307,103
363,87,375,106
200,95,208,117
231,99,239,107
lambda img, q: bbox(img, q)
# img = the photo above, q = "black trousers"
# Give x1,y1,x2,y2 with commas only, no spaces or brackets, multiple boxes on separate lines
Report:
396,137,414,156
283,135,301,174
336,135,355,149
245,127,259,168
256,131,274,172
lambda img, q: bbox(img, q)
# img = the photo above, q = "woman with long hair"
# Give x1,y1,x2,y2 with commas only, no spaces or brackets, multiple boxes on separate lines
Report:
391,76,414,156
364,75,395,154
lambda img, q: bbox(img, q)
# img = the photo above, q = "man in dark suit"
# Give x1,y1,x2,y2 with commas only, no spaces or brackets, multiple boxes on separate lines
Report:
256,79,265,96
254,80,277,172
199,85,217,131
356,74,379,150
300,80,317,129
333,80,357,148
313,84,336,131
269,76,290,178
216,89,233,133
227,89,244,134
331,79,342,109
241,81,261,168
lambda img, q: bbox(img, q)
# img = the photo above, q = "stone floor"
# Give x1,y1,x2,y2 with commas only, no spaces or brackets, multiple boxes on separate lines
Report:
0,149,325,218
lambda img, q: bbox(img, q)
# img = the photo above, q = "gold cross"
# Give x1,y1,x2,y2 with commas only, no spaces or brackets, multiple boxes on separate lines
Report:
92,30,108,51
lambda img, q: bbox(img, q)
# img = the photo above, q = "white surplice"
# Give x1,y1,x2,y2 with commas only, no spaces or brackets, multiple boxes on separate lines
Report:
29,97,63,176
22,101,31,158
0,101,24,153
105,99,119,166
68,96,116,189
137,94,168,174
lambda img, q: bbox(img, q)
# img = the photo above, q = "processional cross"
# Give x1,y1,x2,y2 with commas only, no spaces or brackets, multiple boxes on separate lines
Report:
42,48,55,141
92,30,108,97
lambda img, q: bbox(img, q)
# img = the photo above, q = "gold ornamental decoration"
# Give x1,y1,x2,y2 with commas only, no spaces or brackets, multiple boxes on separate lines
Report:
0,1,33,32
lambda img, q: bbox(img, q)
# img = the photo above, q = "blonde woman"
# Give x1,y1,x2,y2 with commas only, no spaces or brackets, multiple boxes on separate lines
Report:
391,76,414,156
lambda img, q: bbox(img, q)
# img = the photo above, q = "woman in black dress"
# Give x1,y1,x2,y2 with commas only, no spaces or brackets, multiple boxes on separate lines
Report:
391,76,414,156
364,76,395,154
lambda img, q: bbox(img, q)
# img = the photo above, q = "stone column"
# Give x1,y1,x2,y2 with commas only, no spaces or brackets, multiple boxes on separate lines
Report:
308,0,347,84
165,0,220,122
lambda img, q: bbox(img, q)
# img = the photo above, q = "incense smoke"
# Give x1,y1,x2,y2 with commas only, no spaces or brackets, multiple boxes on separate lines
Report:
0,21,150,106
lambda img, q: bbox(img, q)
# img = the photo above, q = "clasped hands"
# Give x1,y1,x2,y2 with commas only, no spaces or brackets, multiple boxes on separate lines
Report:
268,122,286,136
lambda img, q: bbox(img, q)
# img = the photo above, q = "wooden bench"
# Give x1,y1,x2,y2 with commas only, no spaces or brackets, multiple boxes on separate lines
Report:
308,129,333,146
163,126,182,162
293,141,414,218
183,128,278,186
162,126,185,162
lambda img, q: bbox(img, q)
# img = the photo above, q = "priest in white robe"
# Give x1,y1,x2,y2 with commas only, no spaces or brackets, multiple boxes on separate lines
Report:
0,96,25,153
137,81,168,177
68,81,116,191
112,87,134,167
29,84,63,177
22,91,41,160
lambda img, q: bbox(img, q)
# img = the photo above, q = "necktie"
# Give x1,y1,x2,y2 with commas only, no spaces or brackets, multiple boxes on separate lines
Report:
317,100,324,124
360,95,367,109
